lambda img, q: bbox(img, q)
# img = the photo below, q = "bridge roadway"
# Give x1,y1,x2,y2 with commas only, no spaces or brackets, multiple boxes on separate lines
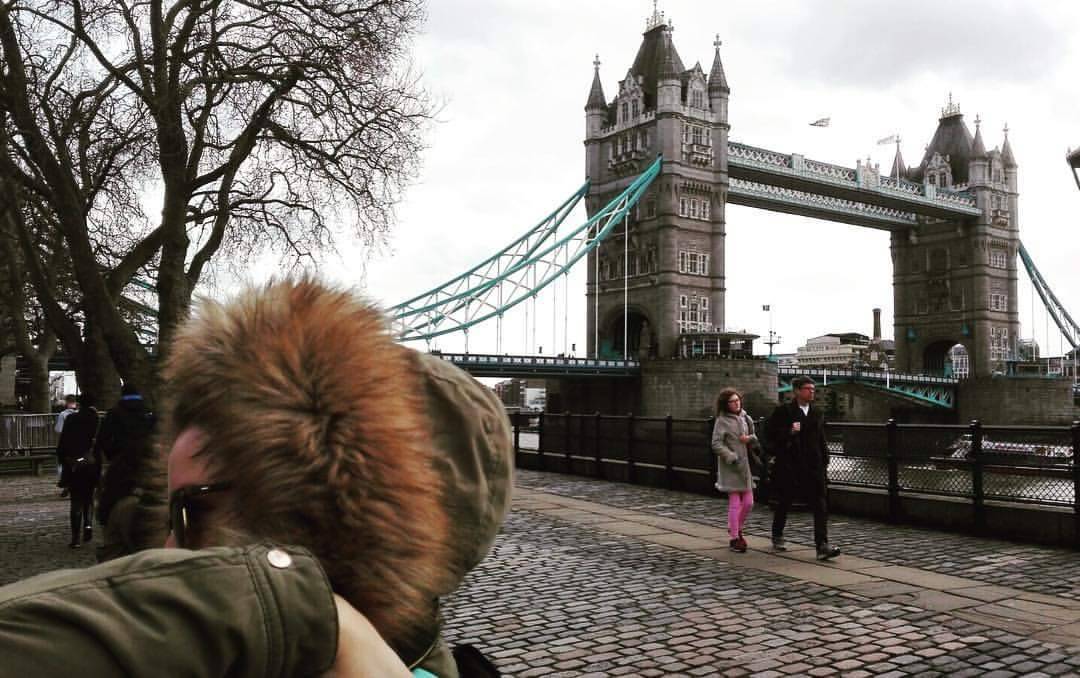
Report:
440,353,960,408
3,472,1080,675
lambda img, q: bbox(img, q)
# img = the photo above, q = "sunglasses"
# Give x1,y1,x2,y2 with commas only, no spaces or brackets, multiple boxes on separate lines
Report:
167,482,232,548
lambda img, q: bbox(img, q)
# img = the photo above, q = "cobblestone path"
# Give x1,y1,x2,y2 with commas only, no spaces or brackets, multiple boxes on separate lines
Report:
4,472,1080,676
513,470,1080,601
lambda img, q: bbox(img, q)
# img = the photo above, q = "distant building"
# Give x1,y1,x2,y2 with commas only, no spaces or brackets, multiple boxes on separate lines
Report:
948,344,970,378
493,378,546,411
1017,339,1039,361
770,352,799,368
796,334,868,368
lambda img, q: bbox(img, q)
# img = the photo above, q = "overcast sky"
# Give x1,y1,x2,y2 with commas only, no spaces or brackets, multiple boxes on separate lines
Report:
313,0,1080,358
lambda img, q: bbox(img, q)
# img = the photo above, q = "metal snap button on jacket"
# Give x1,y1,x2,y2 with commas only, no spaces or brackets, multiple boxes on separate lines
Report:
266,549,293,569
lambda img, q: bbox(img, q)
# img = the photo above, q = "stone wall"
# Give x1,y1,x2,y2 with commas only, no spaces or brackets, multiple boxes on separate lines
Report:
545,376,642,416
958,376,1078,425
639,357,777,419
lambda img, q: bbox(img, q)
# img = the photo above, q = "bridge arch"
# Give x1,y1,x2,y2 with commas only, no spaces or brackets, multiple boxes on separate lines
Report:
599,305,654,359
923,339,972,378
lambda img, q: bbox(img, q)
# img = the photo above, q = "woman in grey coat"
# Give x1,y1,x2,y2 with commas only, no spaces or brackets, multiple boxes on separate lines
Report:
711,388,759,552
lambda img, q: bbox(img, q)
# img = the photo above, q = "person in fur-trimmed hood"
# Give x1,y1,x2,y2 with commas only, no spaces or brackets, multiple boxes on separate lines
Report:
711,388,759,553
0,278,512,678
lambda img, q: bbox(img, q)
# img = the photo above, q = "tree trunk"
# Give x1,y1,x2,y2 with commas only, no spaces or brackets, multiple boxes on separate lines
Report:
25,352,51,412
75,323,120,409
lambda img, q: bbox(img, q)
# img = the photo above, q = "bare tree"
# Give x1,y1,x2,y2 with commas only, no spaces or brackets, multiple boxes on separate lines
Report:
0,0,431,401
0,182,60,411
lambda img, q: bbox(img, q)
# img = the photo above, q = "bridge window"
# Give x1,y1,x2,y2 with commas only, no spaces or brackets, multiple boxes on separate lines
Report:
680,294,688,308
621,102,628,123
990,327,1009,364
631,99,639,118
989,292,1008,311
692,126,704,146
691,89,704,109
990,249,1007,268
678,198,710,221
678,250,709,275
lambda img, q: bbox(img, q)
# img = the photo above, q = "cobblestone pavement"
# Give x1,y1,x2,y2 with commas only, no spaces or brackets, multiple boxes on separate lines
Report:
0,475,95,585
5,472,1080,676
513,469,1080,601
443,502,1080,677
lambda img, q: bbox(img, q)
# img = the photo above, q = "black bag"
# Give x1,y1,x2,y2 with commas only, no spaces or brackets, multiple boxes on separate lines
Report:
69,454,96,476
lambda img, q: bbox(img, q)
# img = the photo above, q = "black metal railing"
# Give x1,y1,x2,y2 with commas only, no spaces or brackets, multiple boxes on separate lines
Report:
510,412,1080,546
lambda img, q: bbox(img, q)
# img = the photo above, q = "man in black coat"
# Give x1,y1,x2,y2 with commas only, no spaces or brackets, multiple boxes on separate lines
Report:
764,376,840,560
56,399,101,548
94,383,156,561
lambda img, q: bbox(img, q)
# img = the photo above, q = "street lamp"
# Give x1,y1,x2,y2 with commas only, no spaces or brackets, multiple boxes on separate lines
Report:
762,304,780,357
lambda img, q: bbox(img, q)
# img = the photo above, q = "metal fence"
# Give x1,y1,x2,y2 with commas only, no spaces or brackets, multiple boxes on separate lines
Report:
511,412,1080,545
0,414,59,457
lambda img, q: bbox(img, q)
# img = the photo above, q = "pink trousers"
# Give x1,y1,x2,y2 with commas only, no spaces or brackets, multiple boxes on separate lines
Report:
728,490,754,539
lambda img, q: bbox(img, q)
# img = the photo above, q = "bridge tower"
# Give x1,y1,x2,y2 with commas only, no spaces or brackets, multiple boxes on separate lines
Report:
890,100,1020,377
584,8,729,359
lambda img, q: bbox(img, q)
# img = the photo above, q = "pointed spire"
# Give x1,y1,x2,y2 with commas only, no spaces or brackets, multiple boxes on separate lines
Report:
971,114,987,158
585,54,606,111
708,34,729,93
1001,123,1017,168
890,139,907,179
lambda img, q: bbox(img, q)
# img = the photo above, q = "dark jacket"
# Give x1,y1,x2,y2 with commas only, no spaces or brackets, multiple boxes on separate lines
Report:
94,398,156,525
56,407,101,492
764,399,829,497
55,407,99,463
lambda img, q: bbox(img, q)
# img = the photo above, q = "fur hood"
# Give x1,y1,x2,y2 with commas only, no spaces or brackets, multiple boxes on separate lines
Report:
149,278,512,663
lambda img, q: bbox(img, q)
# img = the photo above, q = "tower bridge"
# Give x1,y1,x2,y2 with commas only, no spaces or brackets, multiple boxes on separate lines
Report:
583,11,1023,379
383,6,1076,423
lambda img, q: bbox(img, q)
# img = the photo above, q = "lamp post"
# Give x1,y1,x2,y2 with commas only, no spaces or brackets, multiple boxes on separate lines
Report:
763,304,780,357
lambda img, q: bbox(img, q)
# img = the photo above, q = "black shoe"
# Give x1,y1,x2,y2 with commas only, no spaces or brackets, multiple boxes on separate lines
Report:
729,538,747,553
772,536,787,552
816,544,841,561
83,526,92,542
59,489,69,498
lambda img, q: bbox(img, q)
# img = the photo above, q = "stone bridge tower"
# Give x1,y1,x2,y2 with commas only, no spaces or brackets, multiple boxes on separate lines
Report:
584,8,729,359
890,99,1020,377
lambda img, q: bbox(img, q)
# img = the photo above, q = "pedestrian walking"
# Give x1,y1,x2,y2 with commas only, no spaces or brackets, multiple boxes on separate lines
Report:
764,376,840,561
712,388,759,553
54,394,78,492
94,384,156,562
56,399,100,548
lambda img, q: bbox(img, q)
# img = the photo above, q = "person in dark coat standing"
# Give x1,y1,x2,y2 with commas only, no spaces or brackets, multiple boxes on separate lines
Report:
94,383,156,561
764,376,840,561
56,399,101,548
